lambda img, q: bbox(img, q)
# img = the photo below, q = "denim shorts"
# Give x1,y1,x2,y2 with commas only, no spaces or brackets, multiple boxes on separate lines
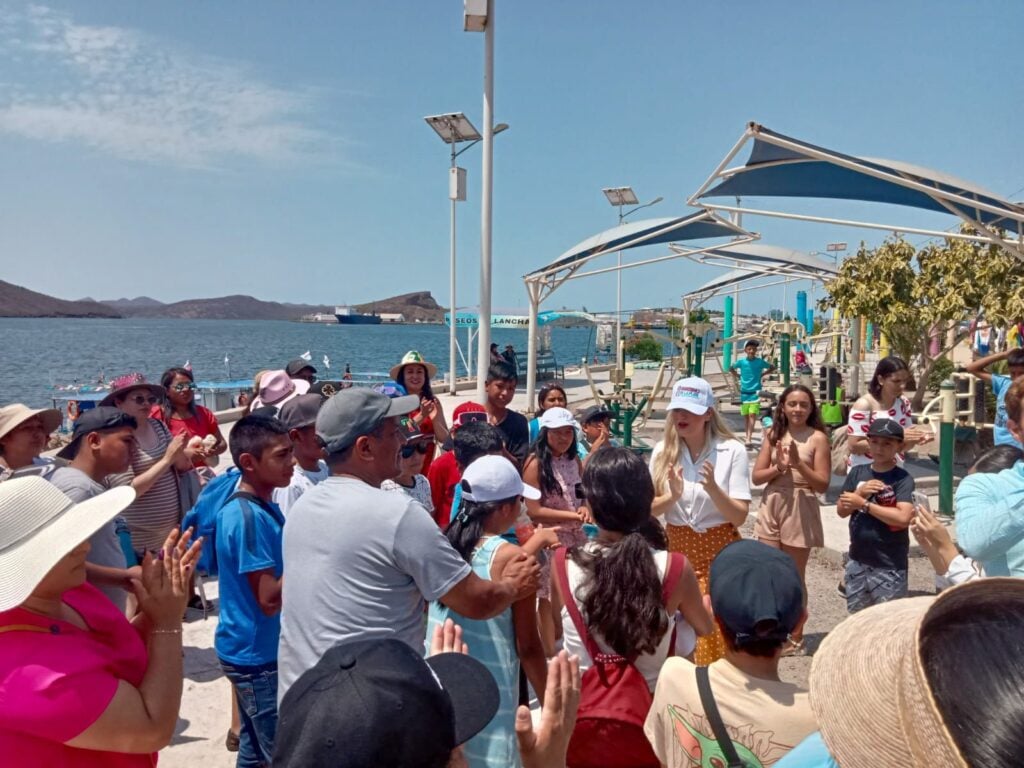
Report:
845,558,908,613
220,659,278,768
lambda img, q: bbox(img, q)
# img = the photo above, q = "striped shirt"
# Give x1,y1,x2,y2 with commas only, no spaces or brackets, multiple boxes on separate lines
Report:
108,418,181,552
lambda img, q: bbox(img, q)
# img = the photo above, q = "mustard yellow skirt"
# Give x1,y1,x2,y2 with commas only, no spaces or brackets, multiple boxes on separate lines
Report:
665,522,741,666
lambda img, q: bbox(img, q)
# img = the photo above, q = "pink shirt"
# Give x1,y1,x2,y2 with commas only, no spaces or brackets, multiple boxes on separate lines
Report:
0,583,155,766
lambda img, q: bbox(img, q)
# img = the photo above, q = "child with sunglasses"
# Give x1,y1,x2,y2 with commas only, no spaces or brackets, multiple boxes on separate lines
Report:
380,418,435,514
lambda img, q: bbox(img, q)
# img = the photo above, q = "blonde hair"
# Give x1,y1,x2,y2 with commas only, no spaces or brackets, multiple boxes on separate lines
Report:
652,407,737,494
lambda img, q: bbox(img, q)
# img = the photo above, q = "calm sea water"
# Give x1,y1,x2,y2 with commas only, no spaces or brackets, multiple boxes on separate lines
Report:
0,318,612,407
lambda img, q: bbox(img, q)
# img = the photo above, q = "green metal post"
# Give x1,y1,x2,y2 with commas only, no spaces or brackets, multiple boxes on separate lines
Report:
780,332,791,386
610,399,622,438
694,335,704,378
685,338,693,375
939,379,955,517
723,296,734,369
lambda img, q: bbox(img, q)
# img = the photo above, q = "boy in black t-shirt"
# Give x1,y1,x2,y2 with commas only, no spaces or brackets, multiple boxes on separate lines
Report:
837,418,916,613
483,360,530,469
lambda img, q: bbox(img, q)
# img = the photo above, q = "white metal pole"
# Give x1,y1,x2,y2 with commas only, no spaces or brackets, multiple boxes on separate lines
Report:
526,281,539,415
475,0,495,402
615,250,622,368
449,190,458,395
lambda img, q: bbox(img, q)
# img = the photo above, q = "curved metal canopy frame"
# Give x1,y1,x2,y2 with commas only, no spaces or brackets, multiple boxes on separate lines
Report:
689,122,1024,259
522,209,758,409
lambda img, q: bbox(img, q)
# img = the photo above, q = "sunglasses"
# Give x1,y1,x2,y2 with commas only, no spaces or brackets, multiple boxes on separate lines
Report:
400,443,430,459
173,383,197,392
130,395,159,405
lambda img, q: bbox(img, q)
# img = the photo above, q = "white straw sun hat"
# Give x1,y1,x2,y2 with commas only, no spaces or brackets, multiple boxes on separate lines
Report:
0,477,136,611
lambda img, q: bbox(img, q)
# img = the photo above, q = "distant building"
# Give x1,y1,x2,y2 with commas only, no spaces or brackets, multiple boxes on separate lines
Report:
380,313,406,324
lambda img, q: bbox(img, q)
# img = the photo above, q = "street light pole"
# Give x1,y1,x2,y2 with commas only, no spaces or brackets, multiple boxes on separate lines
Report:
475,0,496,402
602,187,663,368
425,111,510,396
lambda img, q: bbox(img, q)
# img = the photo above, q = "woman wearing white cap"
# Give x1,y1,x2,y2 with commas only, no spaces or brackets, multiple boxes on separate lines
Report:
0,403,61,481
650,377,751,666
0,477,201,764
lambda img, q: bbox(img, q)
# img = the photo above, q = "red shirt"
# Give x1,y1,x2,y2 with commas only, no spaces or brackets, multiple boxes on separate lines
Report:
151,404,221,467
413,408,439,474
0,582,153,766
427,450,461,528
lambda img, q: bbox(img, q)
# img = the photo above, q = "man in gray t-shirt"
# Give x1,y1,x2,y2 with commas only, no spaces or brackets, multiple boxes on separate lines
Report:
278,388,540,702
48,407,139,612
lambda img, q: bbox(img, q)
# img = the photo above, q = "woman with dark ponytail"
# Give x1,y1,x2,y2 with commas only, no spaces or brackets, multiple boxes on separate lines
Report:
553,447,712,690
426,455,555,768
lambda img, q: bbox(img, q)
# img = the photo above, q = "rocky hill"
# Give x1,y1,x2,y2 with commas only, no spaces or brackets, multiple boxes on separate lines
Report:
354,291,444,323
112,295,335,322
99,296,166,311
0,280,122,318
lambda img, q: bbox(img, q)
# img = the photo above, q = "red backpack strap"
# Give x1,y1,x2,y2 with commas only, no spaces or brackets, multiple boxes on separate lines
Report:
554,547,601,660
660,552,687,606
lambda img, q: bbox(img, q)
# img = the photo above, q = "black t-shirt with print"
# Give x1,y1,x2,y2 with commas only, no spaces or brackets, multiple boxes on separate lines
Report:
496,410,530,469
843,463,914,569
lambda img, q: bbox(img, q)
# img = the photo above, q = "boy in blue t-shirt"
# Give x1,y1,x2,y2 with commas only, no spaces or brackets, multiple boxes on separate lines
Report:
729,339,775,448
215,414,294,767
965,347,1024,449
837,418,915,613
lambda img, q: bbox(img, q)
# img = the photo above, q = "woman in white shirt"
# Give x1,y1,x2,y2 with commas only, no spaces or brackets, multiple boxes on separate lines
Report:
651,377,751,665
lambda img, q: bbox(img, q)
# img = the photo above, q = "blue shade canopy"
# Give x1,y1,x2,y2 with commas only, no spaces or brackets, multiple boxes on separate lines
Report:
526,211,749,279
698,124,1024,233
444,309,597,328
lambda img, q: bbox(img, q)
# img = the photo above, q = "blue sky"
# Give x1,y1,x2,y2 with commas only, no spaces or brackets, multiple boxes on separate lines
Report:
1,1,1021,317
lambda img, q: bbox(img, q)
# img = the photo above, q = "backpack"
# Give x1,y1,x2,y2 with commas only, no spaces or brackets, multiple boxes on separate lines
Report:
181,467,241,576
554,546,685,768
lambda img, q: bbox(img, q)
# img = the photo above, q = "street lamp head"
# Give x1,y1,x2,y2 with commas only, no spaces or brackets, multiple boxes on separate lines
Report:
649,196,664,205
493,123,510,135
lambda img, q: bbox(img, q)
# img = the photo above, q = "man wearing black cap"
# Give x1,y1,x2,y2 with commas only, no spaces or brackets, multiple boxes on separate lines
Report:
285,358,317,385
272,394,328,515
577,404,618,453
645,540,815,767
278,388,541,703
48,407,140,611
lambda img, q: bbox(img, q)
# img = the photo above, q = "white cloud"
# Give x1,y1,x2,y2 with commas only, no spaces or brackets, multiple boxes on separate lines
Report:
0,4,340,167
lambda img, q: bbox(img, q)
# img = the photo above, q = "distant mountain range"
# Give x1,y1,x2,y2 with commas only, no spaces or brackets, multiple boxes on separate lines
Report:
0,280,444,322
0,280,122,318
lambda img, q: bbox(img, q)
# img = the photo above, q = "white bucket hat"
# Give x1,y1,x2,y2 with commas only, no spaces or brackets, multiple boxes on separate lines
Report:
0,477,136,611
461,455,541,503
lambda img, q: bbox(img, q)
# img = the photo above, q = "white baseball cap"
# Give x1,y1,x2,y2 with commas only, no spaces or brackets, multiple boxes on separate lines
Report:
668,376,716,415
461,455,541,503
538,407,576,431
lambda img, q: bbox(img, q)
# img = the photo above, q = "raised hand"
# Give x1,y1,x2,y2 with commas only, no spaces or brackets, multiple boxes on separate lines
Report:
516,651,581,768
501,552,541,601
428,617,469,656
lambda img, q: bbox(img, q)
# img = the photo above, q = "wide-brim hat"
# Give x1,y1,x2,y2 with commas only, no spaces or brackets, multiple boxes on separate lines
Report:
390,350,438,382
0,477,136,611
252,370,311,409
0,404,62,442
809,579,1024,767
99,373,166,407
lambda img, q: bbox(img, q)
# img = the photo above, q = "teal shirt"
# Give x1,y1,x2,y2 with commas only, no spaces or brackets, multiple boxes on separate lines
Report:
955,460,1024,577
774,732,839,768
731,357,772,401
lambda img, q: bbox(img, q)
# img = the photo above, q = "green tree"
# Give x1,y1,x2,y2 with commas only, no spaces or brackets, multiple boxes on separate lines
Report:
625,332,663,362
819,234,1024,409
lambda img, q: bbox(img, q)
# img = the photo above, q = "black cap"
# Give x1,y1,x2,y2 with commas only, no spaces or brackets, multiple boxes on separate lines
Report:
867,418,904,440
710,539,804,644
578,405,613,424
286,358,317,377
274,638,499,768
277,393,324,431
57,407,138,460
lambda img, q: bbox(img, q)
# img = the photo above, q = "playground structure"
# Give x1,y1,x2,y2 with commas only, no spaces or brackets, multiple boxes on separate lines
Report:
520,121,1024,510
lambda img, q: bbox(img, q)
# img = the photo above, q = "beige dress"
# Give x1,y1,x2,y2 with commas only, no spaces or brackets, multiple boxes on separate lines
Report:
755,435,824,548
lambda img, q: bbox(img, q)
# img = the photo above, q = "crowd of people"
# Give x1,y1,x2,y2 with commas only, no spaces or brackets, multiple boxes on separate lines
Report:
1,347,1023,767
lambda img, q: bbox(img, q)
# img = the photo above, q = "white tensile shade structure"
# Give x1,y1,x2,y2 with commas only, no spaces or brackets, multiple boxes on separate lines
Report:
680,243,838,307
521,210,756,410
689,122,1024,258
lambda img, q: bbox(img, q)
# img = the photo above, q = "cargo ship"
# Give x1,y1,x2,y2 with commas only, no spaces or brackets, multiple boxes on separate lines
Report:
334,305,381,325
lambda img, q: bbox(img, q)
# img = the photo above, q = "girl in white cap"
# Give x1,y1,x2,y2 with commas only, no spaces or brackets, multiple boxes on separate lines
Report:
0,477,201,765
426,454,551,768
650,377,751,666
523,406,590,656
